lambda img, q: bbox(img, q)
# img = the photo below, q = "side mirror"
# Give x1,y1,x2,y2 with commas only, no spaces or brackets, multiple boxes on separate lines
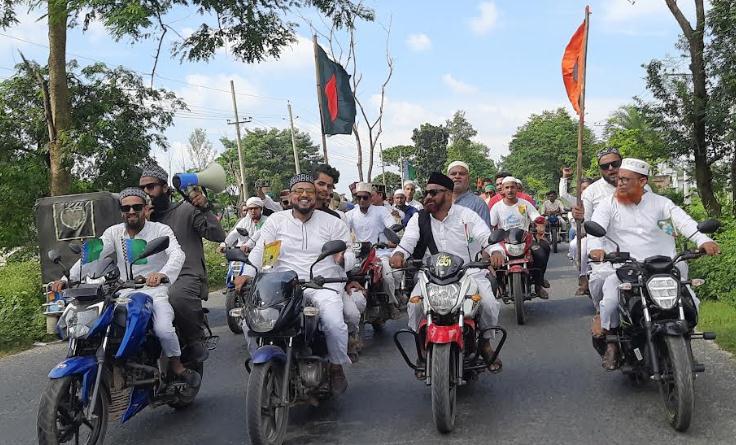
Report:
68,243,82,255
697,219,720,234
584,221,607,238
390,224,404,233
47,249,62,264
488,229,506,244
317,240,347,262
236,227,249,237
225,247,249,263
383,227,401,245
135,236,170,262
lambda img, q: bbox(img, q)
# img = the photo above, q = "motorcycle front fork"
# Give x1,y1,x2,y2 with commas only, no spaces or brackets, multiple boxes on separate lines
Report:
86,326,110,419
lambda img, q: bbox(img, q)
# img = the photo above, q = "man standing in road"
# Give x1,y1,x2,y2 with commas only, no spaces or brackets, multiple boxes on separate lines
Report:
139,164,226,356
587,158,720,370
447,161,492,228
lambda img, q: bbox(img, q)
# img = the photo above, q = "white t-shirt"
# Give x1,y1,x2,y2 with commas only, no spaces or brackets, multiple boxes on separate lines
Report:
490,198,541,230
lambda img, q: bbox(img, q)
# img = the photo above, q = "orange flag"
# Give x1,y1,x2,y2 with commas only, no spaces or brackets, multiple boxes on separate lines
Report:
562,20,587,115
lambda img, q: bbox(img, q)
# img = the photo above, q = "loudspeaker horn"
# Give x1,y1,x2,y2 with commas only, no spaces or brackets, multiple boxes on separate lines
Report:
172,162,227,194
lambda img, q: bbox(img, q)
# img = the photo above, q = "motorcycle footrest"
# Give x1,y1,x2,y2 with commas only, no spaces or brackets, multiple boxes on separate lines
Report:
691,331,716,340
693,363,705,373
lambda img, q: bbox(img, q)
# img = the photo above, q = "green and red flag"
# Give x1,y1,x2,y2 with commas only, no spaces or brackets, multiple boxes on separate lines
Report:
315,42,356,135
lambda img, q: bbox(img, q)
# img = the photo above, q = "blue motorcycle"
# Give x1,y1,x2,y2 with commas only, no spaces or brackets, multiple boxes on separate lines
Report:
37,237,212,445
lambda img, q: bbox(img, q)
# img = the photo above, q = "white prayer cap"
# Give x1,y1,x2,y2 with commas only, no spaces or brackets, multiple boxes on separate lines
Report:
447,160,470,173
501,176,522,185
620,158,650,176
394,189,405,197
403,180,416,188
245,197,264,208
355,182,373,194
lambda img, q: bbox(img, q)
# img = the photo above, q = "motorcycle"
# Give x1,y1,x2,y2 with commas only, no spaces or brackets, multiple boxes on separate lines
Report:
585,219,719,432
489,227,543,325
225,227,250,333
37,237,216,445
545,213,564,253
389,231,507,434
226,240,349,445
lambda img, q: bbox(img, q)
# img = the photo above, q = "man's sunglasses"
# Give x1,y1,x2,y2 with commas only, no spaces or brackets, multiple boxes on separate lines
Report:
425,189,447,197
356,194,371,201
139,183,161,192
120,204,145,213
599,160,622,170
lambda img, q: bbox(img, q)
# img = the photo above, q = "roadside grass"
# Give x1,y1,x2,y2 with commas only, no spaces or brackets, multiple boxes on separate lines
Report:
699,300,736,356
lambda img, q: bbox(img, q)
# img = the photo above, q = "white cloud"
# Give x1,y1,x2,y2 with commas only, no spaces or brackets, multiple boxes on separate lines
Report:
0,11,47,55
406,33,432,52
442,73,478,94
469,2,499,36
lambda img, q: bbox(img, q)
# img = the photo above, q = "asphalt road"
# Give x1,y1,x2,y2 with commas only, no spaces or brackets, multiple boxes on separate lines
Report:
3,244,736,444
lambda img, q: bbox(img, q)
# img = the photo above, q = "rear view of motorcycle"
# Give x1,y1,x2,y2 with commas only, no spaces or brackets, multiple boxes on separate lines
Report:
585,220,719,432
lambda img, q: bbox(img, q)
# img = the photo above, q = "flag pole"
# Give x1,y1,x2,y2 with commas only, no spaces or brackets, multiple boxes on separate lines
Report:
312,34,329,163
575,5,591,268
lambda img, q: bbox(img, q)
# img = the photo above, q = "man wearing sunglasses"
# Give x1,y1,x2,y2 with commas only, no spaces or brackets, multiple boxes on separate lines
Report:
51,188,200,387
139,164,226,359
234,173,357,394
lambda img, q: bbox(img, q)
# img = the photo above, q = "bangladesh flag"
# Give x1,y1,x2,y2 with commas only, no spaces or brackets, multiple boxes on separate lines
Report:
124,239,148,266
315,41,356,135
81,238,104,264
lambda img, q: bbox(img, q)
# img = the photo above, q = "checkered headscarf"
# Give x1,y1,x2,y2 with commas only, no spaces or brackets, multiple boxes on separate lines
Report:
596,147,621,161
140,163,169,183
119,187,149,203
288,173,314,190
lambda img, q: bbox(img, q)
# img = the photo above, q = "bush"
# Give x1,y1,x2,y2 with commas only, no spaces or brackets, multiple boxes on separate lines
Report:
0,261,46,350
204,241,227,290
689,216,736,305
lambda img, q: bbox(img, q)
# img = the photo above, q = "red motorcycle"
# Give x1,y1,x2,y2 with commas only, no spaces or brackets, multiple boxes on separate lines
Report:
349,241,395,331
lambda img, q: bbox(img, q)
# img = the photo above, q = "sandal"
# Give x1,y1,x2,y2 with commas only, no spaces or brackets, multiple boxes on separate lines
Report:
414,359,426,380
479,340,503,373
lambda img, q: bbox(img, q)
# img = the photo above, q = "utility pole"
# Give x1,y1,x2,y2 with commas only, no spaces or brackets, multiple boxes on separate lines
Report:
287,101,301,174
399,145,404,185
228,80,252,202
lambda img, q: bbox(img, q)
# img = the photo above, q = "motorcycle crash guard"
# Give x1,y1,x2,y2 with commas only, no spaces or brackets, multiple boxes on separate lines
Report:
426,324,464,349
48,356,97,404
252,344,287,364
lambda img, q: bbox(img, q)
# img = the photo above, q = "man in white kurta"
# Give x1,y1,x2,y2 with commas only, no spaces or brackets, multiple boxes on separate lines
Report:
587,158,720,369
346,182,402,314
390,172,502,369
235,174,355,393
222,196,268,250
403,180,424,210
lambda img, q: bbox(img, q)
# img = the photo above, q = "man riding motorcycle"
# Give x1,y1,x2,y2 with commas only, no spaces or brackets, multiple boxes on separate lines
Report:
403,180,423,210
233,173,357,394
389,172,503,371
50,187,200,387
489,176,551,298
587,158,720,370
541,190,568,234
393,189,417,226
220,196,267,252
447,160,492,228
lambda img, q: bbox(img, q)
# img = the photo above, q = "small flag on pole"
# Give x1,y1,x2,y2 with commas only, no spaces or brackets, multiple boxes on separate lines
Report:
81,238,103,264
562,17,588,115
315,43,356,135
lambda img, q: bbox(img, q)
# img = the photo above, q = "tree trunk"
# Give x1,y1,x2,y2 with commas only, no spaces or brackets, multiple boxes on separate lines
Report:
665,0,721,216
366,130,375,182
47,0,72,196
731,152,736,217
353,123,364,181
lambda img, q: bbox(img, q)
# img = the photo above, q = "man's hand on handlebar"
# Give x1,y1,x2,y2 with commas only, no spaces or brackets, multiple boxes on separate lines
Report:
146,273,168,287
589,249,605,262
234,275,251,291
389,252,405,269
240,244,251,254
345,281,365,295
490,252,505,268
50,280,66,293
700,241,720,256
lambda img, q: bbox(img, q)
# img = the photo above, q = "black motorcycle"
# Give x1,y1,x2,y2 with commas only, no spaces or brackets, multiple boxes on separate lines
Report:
585,219,719,432
226,240,349,445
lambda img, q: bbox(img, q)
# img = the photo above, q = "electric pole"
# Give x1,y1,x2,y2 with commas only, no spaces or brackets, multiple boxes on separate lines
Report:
287,101,300,174
228,80,252,202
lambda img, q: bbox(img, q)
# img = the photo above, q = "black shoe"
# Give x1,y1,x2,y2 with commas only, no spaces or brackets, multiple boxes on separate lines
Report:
177,368,202,388
330,365,348,395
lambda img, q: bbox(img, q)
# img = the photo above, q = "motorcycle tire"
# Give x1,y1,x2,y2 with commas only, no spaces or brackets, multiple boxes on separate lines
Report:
225,290,244,334
511,274,526,325
246,360,290,445
38,375,109,445
659,336,694,432
168,362,203,410
431,343,457,434
551,227,558,253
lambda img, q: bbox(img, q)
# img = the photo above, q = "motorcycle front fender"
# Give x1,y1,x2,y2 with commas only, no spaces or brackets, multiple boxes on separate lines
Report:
252,344,287,364
48,356,97,404
426,324,464,349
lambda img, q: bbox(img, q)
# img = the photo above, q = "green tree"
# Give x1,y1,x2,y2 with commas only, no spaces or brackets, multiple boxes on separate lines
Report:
445,140,497,186
218,128,323,196
604,105,668,164
445,110,477,144
0,60,184,248
380,144,415,168
502,108,596,192
372,171,402,195
411,123,449,185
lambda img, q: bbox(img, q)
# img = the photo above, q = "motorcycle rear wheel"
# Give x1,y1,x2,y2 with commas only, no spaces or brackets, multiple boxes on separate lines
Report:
225,290,244,334
431,343,457,433
246,360,290,445
659,336,694,431
511,274,526,325
37,375,109,445
551,227,558,253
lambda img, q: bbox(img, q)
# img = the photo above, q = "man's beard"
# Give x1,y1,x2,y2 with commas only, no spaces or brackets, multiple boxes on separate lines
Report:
616,186,645,205
293,204,314,215
125,218,144,232
151,193,170,212
603,174,616,186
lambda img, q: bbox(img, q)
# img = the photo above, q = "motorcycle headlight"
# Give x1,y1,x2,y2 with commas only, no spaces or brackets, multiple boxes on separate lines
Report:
246,306,282,332
646,276,679,310
426,283,461,315
62,304,102,339
506,243,526,257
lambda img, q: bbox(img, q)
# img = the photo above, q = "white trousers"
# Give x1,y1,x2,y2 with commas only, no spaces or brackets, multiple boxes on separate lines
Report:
343,289,367,334
242,284,351,365
599,262,698,330
407,272,500,339
150,294,181,358
569,236,589,278
378,253,402,305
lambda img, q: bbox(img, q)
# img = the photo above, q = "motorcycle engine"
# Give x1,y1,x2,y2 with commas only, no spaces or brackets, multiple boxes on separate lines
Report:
298,358,324,388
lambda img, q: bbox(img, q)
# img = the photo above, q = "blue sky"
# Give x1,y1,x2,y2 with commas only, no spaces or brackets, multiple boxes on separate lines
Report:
0,0,700,194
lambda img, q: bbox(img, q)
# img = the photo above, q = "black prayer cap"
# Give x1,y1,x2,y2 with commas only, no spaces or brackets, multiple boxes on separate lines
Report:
427,172,454,191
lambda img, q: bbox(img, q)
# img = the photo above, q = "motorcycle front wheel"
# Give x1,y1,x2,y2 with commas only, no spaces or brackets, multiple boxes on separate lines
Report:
431,343,457,433
659,336,694,431
225,289,244,334
246,360,290,445
37,375,109,445
551,227,558,253
510,274,526,325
